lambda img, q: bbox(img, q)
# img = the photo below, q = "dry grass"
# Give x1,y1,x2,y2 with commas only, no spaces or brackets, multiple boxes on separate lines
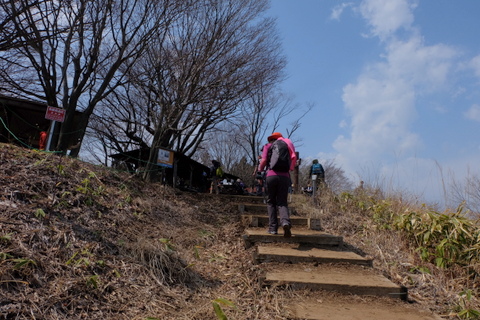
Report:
1,143,477,319
0,143,304,319
303,188,480,319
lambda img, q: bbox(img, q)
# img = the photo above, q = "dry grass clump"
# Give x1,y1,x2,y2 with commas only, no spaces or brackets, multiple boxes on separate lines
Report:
304,187,480,319
121,236,194,285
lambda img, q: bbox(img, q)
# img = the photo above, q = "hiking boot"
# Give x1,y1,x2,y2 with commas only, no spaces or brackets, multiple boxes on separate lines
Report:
267,230,278,235
283,224,291,238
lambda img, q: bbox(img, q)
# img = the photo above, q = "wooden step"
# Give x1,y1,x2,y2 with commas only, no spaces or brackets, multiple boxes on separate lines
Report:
238,203,297,215
286,297,442,320
238,203,268,213
263,265,407,300
243,228,342,249
253,245,372,266
241,214,321,230
224,194,267,204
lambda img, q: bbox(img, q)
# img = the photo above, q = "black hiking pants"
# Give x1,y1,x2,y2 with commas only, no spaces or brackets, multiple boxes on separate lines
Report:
266,175,291,232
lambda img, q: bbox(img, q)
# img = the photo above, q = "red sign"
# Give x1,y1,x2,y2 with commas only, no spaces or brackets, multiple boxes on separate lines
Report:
45,106,66,122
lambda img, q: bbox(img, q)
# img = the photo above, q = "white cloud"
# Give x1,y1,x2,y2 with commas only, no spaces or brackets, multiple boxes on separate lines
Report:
330,3,353,21
433,104,448,114
333,0,460,197
334,74,421,166
339,119,348,128
385,37,456,91
359,0,417,40
464,104,480,122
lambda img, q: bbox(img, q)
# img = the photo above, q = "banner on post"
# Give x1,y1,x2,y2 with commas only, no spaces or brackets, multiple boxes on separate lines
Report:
45,106,66,122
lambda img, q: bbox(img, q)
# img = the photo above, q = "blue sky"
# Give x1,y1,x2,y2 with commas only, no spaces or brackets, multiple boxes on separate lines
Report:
268,0,480,206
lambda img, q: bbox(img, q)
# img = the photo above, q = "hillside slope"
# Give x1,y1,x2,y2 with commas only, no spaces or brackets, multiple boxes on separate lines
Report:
0,143,284,319
2,143,470,320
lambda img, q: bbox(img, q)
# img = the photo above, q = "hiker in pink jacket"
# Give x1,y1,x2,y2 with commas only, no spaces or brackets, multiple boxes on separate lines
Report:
258,132,297,237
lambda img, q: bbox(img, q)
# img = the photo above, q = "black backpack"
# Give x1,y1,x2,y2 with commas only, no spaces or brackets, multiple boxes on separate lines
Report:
267,140,291,172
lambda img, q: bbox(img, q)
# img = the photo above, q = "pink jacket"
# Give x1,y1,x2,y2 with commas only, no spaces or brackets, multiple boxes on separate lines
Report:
258,137,297,177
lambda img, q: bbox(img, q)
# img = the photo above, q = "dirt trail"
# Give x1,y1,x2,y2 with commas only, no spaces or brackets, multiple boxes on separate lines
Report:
237,196,442,320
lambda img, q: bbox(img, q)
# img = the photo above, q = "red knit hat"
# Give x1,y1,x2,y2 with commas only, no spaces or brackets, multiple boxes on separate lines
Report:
267,132,283,142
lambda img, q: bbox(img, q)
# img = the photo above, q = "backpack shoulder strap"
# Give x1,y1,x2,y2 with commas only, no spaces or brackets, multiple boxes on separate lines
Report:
266,141,276,169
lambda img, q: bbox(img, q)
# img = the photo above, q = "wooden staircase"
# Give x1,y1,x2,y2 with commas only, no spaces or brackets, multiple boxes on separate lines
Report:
231,194,442,320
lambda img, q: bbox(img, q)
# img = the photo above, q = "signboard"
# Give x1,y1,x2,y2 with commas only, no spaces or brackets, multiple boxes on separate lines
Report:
157,148,174,168
45,106,66,122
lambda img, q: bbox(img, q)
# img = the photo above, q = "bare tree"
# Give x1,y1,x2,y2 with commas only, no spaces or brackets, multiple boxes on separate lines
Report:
233,86,313,168
0,0,181,156
200,124,245,172
0,0,50,51
192,87,312,187
233,86,282,167
90,0,285,181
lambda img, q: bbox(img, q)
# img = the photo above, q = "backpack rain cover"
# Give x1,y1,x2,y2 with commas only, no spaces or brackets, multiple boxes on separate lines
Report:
312,163,324,175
